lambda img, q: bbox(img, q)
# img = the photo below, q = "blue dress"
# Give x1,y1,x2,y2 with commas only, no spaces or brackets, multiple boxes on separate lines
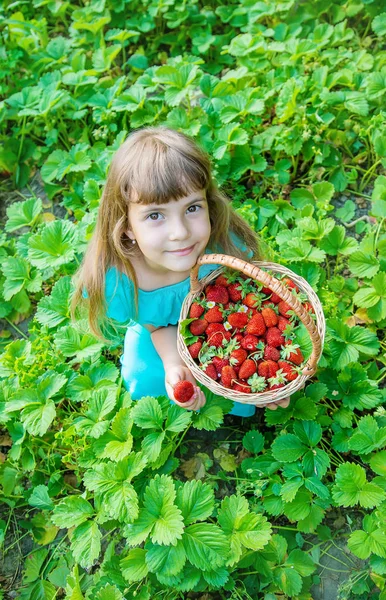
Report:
103,234,256,418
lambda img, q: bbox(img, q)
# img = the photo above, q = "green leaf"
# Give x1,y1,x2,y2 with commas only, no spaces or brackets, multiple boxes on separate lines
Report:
131,396,163,430
327,318,380,369
143,474,184,545
183,523,229,570
165,404,192,432
52,496,94,528
348,515,386,559
28,485,54,511
349,251,379,278
348,416,386,454
54,325,104,362
273,566,302,596
370,450,386,476
145,539,186,577
217,495,271,565
332,462,386,508
36,276,71,329
2,256,42,300
71,520,101,568
286,548,316,576
175,480,215,525
28,221,78,269
372,13,386,37
243,430,265,454
121,548,149,583
5,197,42,232
319,225,357,256
142,431,165,462
271,434,307,462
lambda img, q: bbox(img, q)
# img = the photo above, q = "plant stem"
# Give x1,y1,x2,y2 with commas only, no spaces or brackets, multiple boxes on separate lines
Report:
4,317,28,340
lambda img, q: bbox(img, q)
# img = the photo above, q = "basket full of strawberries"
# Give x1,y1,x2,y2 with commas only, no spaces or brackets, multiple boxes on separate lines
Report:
177,254,325,406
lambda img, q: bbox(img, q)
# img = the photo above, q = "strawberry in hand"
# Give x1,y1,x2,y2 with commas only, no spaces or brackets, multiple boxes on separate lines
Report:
165,364,206,411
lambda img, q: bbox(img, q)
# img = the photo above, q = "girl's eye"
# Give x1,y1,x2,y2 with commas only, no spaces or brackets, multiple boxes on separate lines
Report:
146,205,201,221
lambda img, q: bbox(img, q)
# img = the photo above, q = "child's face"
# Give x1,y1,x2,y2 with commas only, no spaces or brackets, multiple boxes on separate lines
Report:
127,189,211,274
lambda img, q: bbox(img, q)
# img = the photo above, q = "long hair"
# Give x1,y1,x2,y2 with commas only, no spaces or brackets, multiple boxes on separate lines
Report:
71,126,263,340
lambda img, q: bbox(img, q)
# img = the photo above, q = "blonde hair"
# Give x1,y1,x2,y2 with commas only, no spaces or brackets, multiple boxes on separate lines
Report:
71,126,263,340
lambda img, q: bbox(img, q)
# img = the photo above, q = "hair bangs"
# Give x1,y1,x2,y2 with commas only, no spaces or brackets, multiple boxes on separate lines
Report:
120,136,210,206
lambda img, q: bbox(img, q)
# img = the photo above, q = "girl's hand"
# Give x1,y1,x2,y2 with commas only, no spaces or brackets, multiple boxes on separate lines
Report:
165,364,206,411
263,397,290,411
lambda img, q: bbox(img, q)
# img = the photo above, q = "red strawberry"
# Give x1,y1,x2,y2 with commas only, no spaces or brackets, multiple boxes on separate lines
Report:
278,316,290,332
228,312,248,328
246,313,266,336
261,307,278,327
189,318,208,335
174,381,195,403
278,300,292,317
215,274,231,287
228,282,243,302
258,360,279,379
241,334,260,351
239,359,257,379
206,285,229,304
262,286,272,295
270,292,282,304
232,380,251,393
234,365,240,376
203,363,218,380
205,306,224,323
221,365,237,388
283,343,304,365
230,348,248,366
266,327,285,348
244,292,262,309
212,355,230,373
206,324,231,347
190,318,208,335
264,345,280,361
189,302,205,318
188,341,202,359
233,333,244,343
282,277,299,292
278,360,298,382
270,383,286,390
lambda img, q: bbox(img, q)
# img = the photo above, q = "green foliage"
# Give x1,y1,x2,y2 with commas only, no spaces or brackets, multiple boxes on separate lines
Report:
0,0,385,597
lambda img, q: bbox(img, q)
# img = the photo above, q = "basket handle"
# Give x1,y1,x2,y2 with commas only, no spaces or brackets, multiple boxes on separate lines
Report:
190,254,322,376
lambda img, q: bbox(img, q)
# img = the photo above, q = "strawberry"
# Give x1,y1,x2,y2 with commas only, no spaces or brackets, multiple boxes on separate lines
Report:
269,383,286,391
212,355,230,373
189,302,205,318
228,282,243,302
228,312,248,328
221,365,237,388
244,292,262,309
278,300,292,317
239,359,257,379
233,333,244,343
303,301,314,313
262,286,272,295
206,285,229,304
261,307,278,327
203,363,218,380
174,381,195,403
241,334,260,351
264,345,280,361
232,380,251,393
278,316,290,332
206,323,231,347
215,274,231,287
188,341,202,359
189,318,208,335
267,369,288,390
278,360,298,382
246,313,266,336
247,373,268,393
266,327,285,348
268,292,282,304
230,348,248,366
282,277,299,292
258,360,279,379
205,306,224,323
282,343,304,365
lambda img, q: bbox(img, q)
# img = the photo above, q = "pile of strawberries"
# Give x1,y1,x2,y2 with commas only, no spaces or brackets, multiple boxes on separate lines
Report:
181,269,314,394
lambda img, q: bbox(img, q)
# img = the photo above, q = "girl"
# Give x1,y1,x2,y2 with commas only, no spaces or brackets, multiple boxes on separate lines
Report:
71,126,290,416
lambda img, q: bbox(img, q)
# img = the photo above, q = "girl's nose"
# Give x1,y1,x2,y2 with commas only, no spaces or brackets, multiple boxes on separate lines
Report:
168,218,190,240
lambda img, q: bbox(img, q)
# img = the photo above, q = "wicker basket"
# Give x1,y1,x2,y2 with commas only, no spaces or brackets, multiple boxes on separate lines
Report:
177,254,326,406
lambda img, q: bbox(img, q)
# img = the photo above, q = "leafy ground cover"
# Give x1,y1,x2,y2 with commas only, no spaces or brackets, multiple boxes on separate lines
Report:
0,0,386,598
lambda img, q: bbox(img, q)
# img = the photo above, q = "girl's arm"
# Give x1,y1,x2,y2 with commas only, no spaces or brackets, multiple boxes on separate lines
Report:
151,326,206,411
151,325,183,368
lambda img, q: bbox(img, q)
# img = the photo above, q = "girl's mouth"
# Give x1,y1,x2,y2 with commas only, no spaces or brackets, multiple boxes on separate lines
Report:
168,244,195,256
